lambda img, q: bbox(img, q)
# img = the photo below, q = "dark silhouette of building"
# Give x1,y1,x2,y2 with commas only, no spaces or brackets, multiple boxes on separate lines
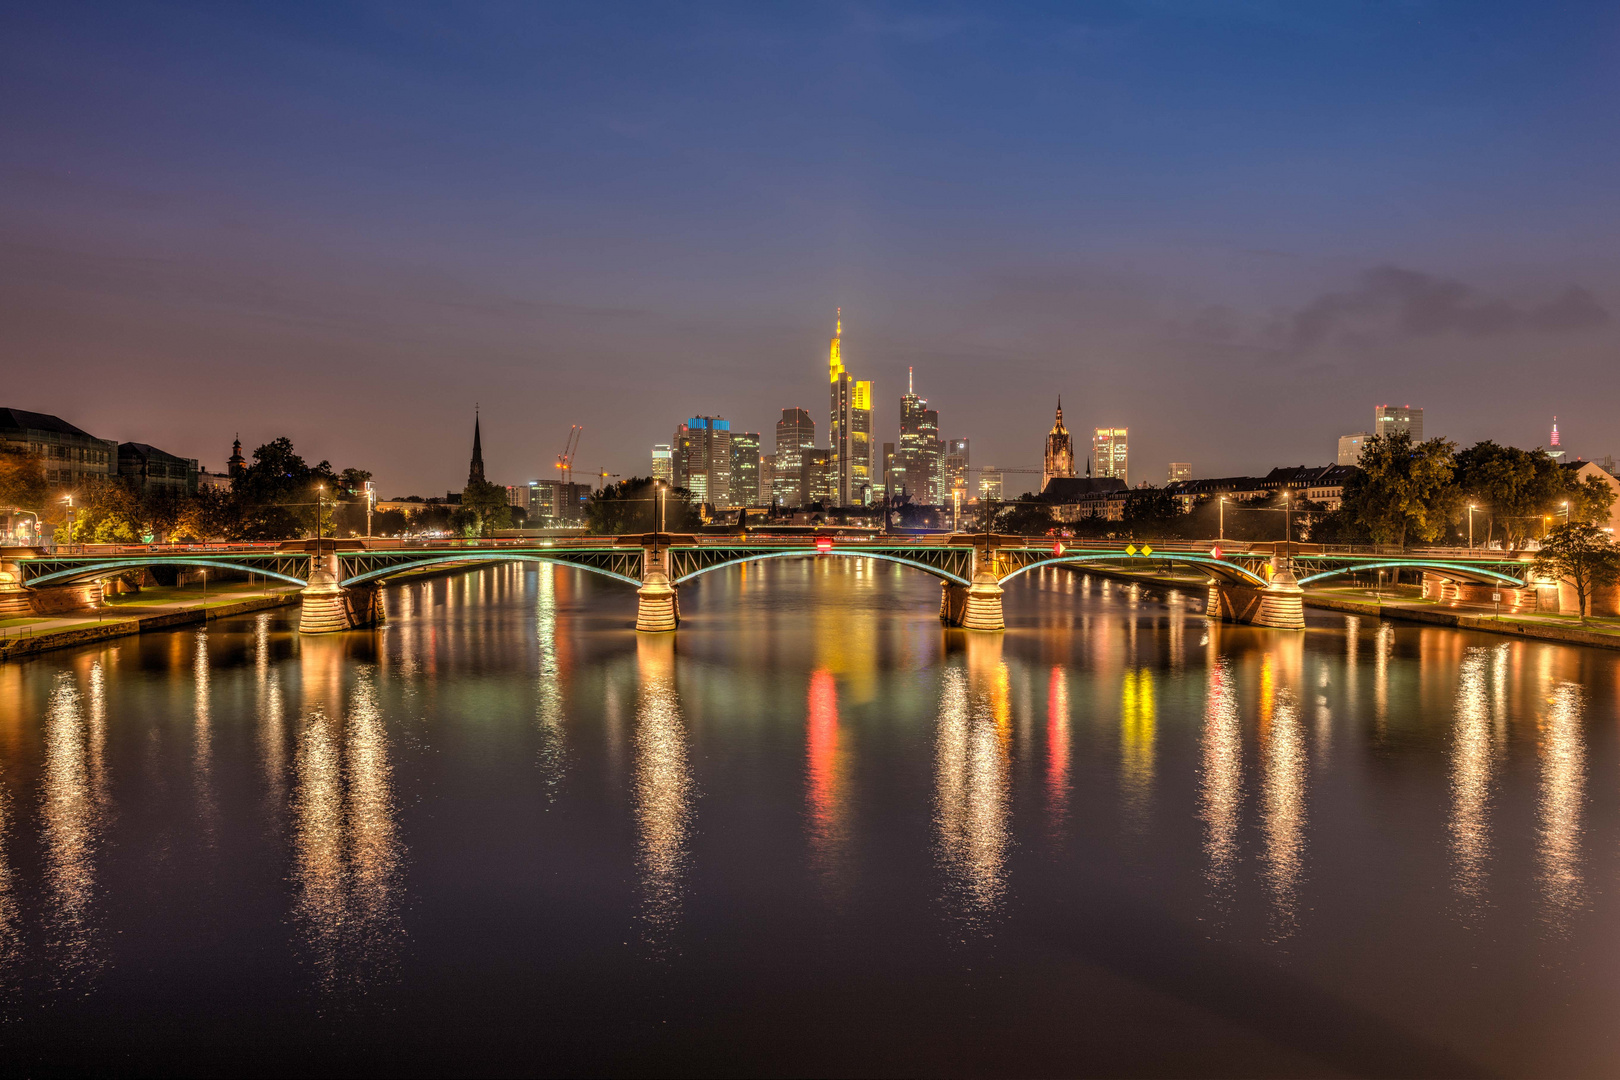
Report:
468,410,486,486
226,435,246,478
118,442,199,496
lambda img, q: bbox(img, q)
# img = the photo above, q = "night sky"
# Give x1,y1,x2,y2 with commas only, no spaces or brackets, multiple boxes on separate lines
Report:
3,2,1617,497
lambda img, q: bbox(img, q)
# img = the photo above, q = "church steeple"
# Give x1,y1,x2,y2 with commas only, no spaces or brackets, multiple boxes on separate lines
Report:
1043,396,1075,490
227,433,245,478
468,407,486,486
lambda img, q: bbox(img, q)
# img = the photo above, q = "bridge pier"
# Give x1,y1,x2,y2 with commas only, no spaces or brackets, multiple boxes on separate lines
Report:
298,555,384,633
941,555,1004,631
1205,560,1304,630
636,546,678,632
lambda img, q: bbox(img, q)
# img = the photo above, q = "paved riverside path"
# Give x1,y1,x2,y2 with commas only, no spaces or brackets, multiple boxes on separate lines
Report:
0,583,301,640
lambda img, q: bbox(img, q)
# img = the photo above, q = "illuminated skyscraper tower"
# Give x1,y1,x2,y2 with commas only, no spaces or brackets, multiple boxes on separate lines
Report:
899,367,940,503
828,309,873,505
1093,427,1128,485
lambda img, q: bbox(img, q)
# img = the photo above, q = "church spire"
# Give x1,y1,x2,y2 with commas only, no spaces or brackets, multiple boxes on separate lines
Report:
468,407,486,486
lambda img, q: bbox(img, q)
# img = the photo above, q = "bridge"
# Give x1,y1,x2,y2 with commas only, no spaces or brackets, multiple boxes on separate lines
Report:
0,536,1536,634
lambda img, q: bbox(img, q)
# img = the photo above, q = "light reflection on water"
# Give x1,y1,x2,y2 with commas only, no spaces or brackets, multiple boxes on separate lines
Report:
0,560,1617,1073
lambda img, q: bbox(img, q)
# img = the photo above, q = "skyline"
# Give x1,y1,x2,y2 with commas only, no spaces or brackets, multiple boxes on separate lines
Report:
3,2,1618,493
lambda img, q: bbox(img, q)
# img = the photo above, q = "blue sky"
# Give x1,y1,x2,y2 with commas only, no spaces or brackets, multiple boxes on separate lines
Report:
3,1,1617,493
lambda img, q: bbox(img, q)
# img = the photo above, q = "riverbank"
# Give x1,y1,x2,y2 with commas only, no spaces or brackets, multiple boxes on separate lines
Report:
1063,564,1620,651
0,585,300,661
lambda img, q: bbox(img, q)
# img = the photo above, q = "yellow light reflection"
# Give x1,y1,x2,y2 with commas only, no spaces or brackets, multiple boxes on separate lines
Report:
194,630,218,844
633,635,693,955
1200,658,1242,898
1120,668,1156,828
934,638,1011,928
1537,681,1585,934
1448,648,1494,911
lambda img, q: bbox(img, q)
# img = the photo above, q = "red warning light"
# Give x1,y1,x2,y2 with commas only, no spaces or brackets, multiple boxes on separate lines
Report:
815,536,833,553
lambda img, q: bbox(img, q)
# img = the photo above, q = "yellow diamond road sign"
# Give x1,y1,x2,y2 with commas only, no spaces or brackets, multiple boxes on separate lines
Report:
1142,545,1153,557
1125,544,1138,556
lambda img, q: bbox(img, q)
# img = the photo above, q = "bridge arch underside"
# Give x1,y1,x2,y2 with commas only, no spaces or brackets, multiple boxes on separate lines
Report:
1296,561,1526,588
670,550,970,587
23,558,309,590
996,553,1267,588
340,554,643,589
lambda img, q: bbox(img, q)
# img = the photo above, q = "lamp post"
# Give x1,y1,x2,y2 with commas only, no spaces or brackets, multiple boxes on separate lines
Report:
657,480,667,534
61,494,75,551
1467,504,1477,550
1282,490,1291,556
316,483,324,547
364,480,375,538
1218,496,1226,542
1560,500,1570,522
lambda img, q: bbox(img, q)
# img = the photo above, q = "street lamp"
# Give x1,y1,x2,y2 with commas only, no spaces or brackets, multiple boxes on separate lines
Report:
315,483,325,547
1282,490,1291,554
364,480,375,538
1560,500,1571,522
1218,496,1227,542
1467,504,1477,550
60,494,75,550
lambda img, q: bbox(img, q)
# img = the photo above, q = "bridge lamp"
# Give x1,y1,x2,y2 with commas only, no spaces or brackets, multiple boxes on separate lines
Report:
1467,504,1477,550
1218,497,1227,542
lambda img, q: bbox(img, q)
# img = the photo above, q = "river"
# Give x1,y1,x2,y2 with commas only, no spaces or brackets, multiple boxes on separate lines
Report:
0,559,1617,1076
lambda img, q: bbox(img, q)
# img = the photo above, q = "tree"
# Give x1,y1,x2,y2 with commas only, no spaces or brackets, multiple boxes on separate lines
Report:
459,479,513,537
1533,521,1620,624
1122,489,1181,538
996,495,1055,536
1569,471,1618,526
233,437,336,539
1342,430,1458,546
0,446,47,512
66,477,145,543
1453,441,1568,550
173,488,237,542
586,478,696,535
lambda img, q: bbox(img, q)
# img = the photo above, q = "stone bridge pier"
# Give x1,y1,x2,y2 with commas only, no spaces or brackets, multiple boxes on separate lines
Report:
940,547,1005,631
635,544,678,632
1205,555,1305,630
298,548,384,633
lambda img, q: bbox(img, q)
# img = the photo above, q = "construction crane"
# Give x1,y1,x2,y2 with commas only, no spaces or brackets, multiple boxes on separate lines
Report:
595,468,621,490
556,425,582,485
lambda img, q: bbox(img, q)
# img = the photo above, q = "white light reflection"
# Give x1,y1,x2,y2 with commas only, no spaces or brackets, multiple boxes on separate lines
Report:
256,614,287,819
291,648,404,993
535,566,567,798
1537,681,1586,934
1258,657,1306,939
193,630,218,846
934,638,1012,931
41,668,108,986
1199,658,1242,903
1448,648,1494,914
1045,666,1070,842
633,635,694,956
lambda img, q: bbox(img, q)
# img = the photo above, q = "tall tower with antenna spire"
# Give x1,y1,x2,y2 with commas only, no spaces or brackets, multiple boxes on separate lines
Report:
827,308,872,505
468,407,486,486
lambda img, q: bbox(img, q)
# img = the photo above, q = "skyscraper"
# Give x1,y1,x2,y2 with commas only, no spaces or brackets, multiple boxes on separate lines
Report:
1337,432,1372,466
898,367,941,504
828,310,873,505
945,438,970,499
730,431,761,506
760,453,776,504
1374,404,1423,443
774,407,815,507
880,441,895,501
651,444,673,484
1042,400,1074,489
1094,427,1128,485
468,409,486,486
1168,462,1191,483
675,416,731,506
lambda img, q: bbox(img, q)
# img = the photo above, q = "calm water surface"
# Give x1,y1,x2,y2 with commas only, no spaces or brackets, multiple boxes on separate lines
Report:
2,560,1619,1076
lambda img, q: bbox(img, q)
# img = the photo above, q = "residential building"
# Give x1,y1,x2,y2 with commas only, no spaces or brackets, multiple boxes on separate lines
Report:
1305,464,1359,511
1168,462,1191,484
1042,476,1130,522
1093,427,1129,485
651,444,673,484
827,310,873,505
1338,432,1372,466
117,442,199,496
1565,460,1620,534
1042,400,1075,489
0,408,117,491
675,416,731,506
730,431,761,506
1374,404,1423,443
196,470,233,493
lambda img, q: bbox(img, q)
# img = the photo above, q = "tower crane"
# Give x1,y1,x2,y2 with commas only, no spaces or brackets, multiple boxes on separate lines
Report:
595,468,621,490
556,425,582,485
